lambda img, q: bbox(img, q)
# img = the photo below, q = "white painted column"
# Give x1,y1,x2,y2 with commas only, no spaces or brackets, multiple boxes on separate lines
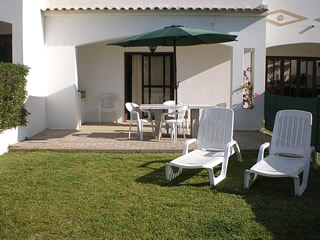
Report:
233,47,265,130
45,46,79,129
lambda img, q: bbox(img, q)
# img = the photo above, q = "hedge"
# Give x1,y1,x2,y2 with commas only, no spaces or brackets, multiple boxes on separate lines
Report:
0,62,29,133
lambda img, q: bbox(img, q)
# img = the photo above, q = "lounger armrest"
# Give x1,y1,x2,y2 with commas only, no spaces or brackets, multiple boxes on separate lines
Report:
257,142,270,162
182,138,197,155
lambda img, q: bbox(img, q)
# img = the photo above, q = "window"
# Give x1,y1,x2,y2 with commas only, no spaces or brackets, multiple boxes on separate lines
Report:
266,57,320,98
0,35,12,63
143,55,173,104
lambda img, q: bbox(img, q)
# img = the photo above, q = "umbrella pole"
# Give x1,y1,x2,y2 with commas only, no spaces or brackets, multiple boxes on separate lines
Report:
173,41,178,105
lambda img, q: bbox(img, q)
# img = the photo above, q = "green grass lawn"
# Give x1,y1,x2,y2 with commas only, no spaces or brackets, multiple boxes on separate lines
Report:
0,151,319,239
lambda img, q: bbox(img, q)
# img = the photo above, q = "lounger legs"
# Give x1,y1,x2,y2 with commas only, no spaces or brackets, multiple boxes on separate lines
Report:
208,167,227,186
311,146,318,169
165,164,183,181
166,163,229,186
293,171,308,196
244,170,258,189
233,143,243,162
294,159,311,196
244,170,309,197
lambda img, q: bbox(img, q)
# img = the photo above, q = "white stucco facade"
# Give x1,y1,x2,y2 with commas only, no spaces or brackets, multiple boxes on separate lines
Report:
0,0,47,154
43,6,267,128
2,0,318,154
265,0,320,59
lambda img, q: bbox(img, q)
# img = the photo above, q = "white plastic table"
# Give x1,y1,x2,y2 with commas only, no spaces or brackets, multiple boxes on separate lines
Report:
140,104,216,139
139,104,187,139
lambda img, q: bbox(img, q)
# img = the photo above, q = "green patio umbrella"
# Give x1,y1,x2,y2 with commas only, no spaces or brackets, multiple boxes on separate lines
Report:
108,25,237,105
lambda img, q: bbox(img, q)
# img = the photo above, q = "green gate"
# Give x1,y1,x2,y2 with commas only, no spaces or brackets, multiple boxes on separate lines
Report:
265,92,320,152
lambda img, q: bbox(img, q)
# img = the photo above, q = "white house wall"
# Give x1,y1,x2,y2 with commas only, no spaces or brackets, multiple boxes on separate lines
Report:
77,43,125,123
177,44,232,107
44,11,266,129
22,0,47,137
0,0,47,155
267,43,320,57
231,17,266,130
45,46,79,129
266,0,320,48
77,43,233,123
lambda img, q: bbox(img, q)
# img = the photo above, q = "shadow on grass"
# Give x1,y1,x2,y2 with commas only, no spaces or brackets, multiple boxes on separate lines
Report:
136,159,206,187
137,152,320,238
214,152,320,239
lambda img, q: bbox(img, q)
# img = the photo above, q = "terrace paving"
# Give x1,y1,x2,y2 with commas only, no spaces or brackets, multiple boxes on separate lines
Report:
9,122,271,153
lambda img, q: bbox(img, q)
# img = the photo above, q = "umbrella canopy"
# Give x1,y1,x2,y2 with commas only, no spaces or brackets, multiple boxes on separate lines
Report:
108,25,238,104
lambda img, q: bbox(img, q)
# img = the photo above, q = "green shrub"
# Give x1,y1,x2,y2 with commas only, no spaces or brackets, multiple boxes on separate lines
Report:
0,62,29,133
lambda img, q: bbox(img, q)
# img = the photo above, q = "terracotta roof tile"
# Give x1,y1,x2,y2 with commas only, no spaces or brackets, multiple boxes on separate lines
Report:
44,6,268,12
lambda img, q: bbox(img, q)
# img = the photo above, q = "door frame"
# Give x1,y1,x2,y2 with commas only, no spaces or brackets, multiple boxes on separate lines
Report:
124,52,175,120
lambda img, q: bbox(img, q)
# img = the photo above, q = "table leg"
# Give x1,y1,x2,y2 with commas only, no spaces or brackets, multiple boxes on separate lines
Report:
191,109,200,138
153,110,163,139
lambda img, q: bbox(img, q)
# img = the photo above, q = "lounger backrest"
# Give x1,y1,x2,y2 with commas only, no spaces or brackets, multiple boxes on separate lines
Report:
196,108,234,150
270,110,312,157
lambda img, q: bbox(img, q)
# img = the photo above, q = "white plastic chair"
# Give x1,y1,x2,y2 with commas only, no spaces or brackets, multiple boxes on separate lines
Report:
163,101,190,134
162,100,177,134
159,105,188,142
244,110,316,196
165,108,242,186
98,93,117,123
215,103,227,108
162,100,176,117
163,100,190,135
125,102,154,140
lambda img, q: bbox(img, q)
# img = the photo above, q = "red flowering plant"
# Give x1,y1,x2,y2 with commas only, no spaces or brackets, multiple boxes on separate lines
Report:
242,67,259,109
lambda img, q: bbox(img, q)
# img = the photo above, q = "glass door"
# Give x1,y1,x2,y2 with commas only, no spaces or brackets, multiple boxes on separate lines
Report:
143,55,173,104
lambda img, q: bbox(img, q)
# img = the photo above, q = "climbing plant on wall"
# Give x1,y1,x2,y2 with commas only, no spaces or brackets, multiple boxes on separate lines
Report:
0,62,29,133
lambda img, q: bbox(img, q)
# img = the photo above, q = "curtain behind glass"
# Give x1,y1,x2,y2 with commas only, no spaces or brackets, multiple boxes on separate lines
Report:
132,55,142,105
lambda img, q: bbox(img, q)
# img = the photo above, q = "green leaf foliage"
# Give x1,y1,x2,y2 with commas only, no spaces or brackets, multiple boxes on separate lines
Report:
0,62,29,133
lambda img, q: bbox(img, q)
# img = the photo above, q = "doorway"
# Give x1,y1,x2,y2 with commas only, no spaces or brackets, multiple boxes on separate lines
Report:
125,53,174,119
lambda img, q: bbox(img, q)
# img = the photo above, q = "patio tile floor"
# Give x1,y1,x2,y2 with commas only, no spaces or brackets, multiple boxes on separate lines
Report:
9,122,271,153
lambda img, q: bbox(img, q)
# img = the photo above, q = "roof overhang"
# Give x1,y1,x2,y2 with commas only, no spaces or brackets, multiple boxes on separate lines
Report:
44,6,268,13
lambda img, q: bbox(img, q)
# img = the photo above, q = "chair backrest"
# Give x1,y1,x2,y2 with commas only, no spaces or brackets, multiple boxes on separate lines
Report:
270,110,312,157
215,103,227,108
99,93,116,108
176,105,188,122
163,100,175,105
196,108,234,150
125,102,140,120
163,100,176,114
